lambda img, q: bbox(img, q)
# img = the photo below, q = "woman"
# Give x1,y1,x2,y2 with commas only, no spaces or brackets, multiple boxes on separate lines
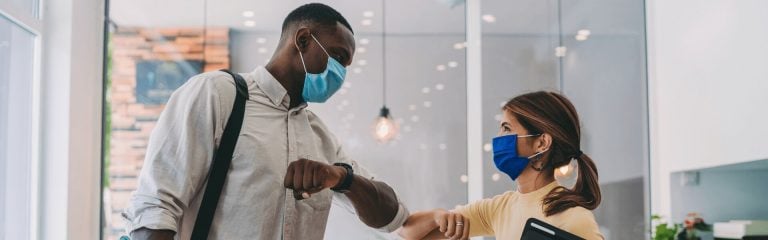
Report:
400,91,603,240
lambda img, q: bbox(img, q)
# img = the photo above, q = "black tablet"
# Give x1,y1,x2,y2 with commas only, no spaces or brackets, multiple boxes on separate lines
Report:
520,218,585,240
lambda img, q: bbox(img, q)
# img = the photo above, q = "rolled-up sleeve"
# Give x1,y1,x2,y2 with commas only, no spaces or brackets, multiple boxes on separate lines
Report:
122,73,224,234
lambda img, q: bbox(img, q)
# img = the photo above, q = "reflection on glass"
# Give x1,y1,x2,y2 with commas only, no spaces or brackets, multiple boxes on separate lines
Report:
0,15,36,240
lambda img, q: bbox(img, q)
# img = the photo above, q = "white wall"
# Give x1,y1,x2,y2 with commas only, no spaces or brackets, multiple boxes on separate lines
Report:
647,0,768,219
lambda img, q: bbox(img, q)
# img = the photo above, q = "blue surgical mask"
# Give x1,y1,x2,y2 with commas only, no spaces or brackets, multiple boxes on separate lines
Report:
298,34,347,103
492,134,547,181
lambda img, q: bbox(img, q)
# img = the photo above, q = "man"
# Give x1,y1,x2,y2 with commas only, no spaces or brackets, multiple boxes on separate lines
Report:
122,3,408,239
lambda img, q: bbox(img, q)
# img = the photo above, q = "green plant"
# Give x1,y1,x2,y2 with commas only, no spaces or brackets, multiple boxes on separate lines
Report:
652,215,680,240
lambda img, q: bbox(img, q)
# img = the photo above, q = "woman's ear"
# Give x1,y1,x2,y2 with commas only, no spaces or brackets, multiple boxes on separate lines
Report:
536,133,553,152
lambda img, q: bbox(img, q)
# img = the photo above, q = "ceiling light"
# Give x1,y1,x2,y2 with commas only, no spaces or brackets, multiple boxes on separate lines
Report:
575,34,588,41
257,37,267,44
447,61,458,68
244,20,256,27
423,101,432,108
492,173,501,181
453,42,466,50
242,11,255,18
483,143,492,152
361,19,373,26
555,46,567,57
436,65,447,71
482,14,496,23
410,115,420,122
363,11,375,18
577,29,591,36
435,84,445,91
421,87,431,94
357,47,367,53
257,47,267,54
409,105,417,111
357,59,368,66
439,143,447,150
353,67,363,74
359,38,370,45
460,175,469,183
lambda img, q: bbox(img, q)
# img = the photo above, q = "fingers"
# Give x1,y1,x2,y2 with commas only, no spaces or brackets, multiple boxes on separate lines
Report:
462,217,470,240
451,214,465,240
283,161,296,188
437,213,448,233
293,160,305,193
445,212,456,238
303,159,314,191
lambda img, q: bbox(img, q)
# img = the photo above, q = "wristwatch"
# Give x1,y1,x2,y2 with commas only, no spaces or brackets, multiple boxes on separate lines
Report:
331,162,354,193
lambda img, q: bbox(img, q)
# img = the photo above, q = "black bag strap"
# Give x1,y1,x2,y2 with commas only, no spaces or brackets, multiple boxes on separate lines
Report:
190,69,249,240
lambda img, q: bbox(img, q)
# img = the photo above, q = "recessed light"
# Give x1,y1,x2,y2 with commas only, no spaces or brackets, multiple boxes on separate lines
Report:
460,175,469,183
357,59,367,66
359,38,370,45
482,14,496,23
422,87,431,94
409,105,417,111
575,34,588,41
411,116,420,122
577,29,591,36
439,143,447,150
448,61,458,68
555,46,567,57
357,47,367,53
361,19,373,26
483,143,492,152
242,11,255,18
244,20,256,27
353,67,363,74
436,65,447,71
423,101,432,108
363,11,374,18
257,47,267,54
492,173,501,181
435,84,445,90
257,37,267,44
453,42,466,50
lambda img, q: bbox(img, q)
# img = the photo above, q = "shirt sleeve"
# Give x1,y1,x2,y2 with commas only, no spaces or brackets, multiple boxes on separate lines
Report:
454,194,506,237
121,73,228,234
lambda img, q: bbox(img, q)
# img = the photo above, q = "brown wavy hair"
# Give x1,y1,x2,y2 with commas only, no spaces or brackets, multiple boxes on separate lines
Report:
503,91,601,216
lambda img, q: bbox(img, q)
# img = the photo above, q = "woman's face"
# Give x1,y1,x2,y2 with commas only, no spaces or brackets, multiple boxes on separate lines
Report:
498,110,538,158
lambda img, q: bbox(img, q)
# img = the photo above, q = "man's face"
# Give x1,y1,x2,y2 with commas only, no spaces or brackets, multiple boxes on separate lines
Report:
299,22,355,73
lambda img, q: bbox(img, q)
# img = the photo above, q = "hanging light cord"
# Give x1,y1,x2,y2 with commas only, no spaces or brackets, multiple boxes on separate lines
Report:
557,0,564,90
381,0,387,108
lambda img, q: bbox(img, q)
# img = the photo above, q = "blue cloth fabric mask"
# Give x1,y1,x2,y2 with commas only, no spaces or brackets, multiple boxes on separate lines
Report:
298,34,347,103
492,134,547,181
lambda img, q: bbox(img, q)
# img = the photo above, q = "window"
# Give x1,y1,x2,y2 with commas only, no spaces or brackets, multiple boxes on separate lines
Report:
0,0,41,239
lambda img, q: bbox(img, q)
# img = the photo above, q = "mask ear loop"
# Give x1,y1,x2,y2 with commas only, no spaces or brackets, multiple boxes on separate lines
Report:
309,34,331,57
528,148,549,171
295,30,309,73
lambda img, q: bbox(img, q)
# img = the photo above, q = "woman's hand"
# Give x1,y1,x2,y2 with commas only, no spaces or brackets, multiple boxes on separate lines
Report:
433,209,470,240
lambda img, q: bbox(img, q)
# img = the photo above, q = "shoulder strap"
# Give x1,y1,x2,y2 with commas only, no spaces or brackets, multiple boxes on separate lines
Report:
191,69,249,240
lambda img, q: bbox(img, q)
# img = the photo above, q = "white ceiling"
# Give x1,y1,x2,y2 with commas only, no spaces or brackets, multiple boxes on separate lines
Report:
110,0,646,36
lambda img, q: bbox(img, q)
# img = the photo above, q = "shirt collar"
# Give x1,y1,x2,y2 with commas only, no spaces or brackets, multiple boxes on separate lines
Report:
254,66,290,108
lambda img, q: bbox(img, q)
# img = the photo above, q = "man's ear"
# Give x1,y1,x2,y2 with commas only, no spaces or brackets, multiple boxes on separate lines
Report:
293,27,312,53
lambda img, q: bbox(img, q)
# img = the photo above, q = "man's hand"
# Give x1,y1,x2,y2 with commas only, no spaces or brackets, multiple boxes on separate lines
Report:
283,158,346,199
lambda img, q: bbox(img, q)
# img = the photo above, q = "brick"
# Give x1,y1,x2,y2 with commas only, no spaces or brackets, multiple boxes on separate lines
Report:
176,36,204,45
152,43,192,53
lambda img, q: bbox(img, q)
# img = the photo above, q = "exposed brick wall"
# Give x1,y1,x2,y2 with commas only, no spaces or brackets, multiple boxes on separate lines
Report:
106,27,229,239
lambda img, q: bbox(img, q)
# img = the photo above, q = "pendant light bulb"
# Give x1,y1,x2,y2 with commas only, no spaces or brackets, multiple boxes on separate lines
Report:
372,106,398,143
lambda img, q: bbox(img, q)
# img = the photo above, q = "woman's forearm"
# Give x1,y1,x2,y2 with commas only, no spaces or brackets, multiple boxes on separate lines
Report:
399,210,443,239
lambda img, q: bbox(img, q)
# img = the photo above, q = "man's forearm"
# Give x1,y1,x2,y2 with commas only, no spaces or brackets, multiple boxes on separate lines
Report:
130,228,175,240
343,174,400,228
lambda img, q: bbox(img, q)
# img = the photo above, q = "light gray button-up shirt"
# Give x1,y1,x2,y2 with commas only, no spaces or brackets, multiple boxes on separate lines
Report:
122,67,408,240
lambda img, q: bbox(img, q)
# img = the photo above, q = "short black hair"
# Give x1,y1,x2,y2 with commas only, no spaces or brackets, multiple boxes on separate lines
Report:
281,3,354,35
